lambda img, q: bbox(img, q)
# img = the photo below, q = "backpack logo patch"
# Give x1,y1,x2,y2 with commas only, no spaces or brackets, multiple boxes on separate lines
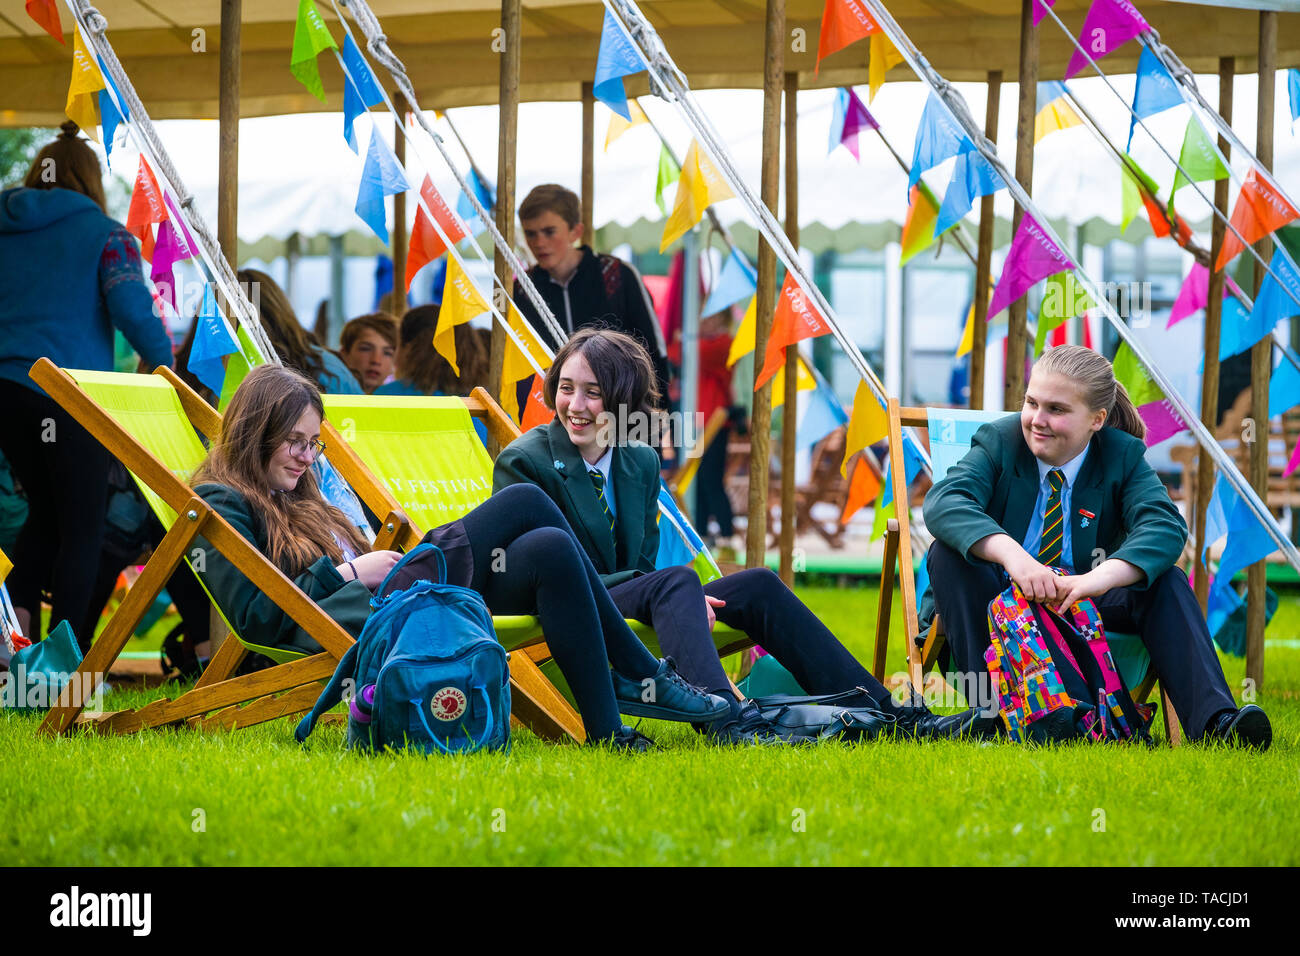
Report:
431,686,467,721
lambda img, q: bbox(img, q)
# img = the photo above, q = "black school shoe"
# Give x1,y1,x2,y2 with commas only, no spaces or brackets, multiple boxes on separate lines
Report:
610,657,732,723
606,725,657,752
695,699,795,746
1203,705,1272,751
892,692,1001,740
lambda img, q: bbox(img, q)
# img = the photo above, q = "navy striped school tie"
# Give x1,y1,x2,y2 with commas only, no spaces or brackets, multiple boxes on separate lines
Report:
1037,468,1065,567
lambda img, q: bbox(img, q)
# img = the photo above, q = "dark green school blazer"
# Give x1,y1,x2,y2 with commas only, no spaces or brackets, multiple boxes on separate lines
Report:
919,415,1188,624
194,483,373,656
492,421,660,589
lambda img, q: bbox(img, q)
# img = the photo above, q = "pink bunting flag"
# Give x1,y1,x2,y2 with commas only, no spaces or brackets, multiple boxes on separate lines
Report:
840,87,879,161
163,193,200,263
150,219,191,312
1033,0,1056,26
1167,263,1248,328
1138,398,1186,447
987,214,1074,320
1065,0,1150,80
1285,437,1300,478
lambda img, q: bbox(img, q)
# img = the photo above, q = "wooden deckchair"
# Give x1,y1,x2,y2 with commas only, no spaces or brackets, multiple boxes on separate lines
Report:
877,400,1181,745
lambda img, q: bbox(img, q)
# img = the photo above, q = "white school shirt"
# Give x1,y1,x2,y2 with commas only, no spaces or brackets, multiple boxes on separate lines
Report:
1021,444,1090,573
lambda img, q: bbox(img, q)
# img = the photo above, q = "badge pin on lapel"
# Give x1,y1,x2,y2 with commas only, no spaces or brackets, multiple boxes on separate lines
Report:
1078,508,1094,528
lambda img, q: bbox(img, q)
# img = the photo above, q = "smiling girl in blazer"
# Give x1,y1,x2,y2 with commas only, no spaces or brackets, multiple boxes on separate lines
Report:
493,328,993,744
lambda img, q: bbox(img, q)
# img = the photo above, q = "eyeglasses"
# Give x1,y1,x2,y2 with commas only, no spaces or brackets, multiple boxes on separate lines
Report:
285,437,327,461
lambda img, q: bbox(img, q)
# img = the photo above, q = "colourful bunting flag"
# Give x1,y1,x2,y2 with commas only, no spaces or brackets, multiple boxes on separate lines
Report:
289,0,337,103
1168,263,1208,327
1214,490,1278,585
1269,351,1300,417
125,156,167,262
1216,167,1300,272
1248,248,1300,334
702,250,757,317
605,100,649,150
342,34,385,153
218,324,265,412
592,9,647,120
1286,438,1300,479
1035,271,1091,356
936,148,1003,236
871,434,924,540
1127,45,1182,151
1216,294,1263,361
66,27,105,141
987,214,1074,320
828,87,879,161
1113,342,1186,446
1119,153,1158,233
727,295,757,368
500,304,552,423
816,0,881,73
900,182,941,266
519,373,552,431
355,128,410,243
755,274,832,390
188,284,239,395
956,300,976,359
909,92,974,193
149,219,196,313
771,354,817,409
98,70,128,168
26,0,64,43
1065,0,1150,81
841,379,888,476
1202,473,1232,562
436,257,489,375
867,33,903,103
654,143,680,217
1289,69,1300,132
1033,90,1082,144
660,139,733,252
1033,0,1057,26
840,455,882,525
456,167,496,235
407,175,466,291
1169,117,1229,213
794,376,850,450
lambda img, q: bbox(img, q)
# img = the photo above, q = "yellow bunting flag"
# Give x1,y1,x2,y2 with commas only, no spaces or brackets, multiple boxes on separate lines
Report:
867,33,903,103
66,27,105,140
500,304,552,423
605,100,649,151
435,257,490,376
1033,97,1083,144
726,295,758,367
0,546,12,585
899,182,941,266
841,379,888,475
955,301,976,359
772,355,817,409
660,139,734,252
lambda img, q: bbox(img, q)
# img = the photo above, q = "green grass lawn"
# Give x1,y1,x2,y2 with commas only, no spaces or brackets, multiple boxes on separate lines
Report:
2,584,1297,866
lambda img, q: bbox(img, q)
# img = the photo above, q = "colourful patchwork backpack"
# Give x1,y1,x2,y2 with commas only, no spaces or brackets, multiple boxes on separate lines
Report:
984,580,1153,745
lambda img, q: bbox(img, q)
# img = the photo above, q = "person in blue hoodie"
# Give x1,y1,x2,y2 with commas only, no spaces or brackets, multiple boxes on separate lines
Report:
0,122,173,646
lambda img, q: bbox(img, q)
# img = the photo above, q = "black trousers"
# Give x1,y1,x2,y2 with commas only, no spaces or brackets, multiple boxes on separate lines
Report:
458,484,660,741
0,380,109,643
693,429,734,537
609,565,899,712
926,540,1238,739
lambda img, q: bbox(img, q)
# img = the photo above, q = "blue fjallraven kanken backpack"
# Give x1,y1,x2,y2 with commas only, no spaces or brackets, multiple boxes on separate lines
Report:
295,544,510,754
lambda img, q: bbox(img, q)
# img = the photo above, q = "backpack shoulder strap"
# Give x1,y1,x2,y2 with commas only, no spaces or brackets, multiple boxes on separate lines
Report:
294,640,361,743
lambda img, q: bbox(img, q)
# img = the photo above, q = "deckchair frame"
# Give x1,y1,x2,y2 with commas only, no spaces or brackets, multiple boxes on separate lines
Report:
877,399,1182,746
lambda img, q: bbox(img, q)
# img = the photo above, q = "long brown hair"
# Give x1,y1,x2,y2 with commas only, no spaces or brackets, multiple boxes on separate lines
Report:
24,122,106,212
193,365,367,574
1033,344,1146,439
237,268,331,387
394,305,453,394
544,326,660,419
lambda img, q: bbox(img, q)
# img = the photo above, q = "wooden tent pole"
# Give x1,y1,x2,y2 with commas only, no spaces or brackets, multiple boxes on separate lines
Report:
392,91,408,315
972,69,1000,410
217,0,239,266
779,70,798,586
1006,0,1037,411
1248,11,1277,690
489,0,521,418
1194,56,1234,613
581,81,595,246
747,0,784,570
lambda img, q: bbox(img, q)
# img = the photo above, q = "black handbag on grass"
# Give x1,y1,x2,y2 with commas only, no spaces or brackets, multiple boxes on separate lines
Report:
749,688,895,743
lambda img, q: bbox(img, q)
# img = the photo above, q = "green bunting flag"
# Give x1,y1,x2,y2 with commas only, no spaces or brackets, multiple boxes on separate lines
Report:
1112,341,1164,407
290,0,338,103
1170,117,1229,213
1119,154,1158,233
1035,271,1092,356
654,143,680,216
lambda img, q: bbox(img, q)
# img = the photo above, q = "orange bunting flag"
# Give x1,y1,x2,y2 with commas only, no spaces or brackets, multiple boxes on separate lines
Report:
899,182,941,266
755,274,832,390
26,0,64,43
519,373,552,431
816,0,882,73
66,27,105,140
840,379,889,475
435,256,490,376
840,454,882,525
1215,167,1300,272
125,157,168,262
406,175,466,291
